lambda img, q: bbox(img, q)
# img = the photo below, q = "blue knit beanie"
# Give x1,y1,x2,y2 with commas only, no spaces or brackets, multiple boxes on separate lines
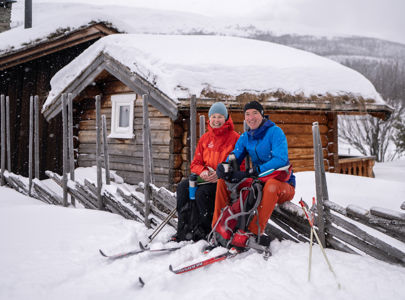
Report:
208,102,228,119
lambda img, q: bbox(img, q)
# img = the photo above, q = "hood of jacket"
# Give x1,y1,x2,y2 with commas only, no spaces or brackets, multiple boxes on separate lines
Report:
207,116,235,136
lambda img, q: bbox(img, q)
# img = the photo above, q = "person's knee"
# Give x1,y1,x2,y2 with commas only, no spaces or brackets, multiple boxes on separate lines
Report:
263,179,279,194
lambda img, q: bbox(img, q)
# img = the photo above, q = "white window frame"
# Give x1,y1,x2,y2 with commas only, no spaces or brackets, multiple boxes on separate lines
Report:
108,93,135,139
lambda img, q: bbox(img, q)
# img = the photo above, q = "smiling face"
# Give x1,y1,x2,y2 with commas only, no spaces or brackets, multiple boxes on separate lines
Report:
209,113,226,128
244,108,263,130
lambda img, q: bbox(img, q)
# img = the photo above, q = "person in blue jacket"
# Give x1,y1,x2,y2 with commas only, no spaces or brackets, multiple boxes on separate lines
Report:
213,100,296,241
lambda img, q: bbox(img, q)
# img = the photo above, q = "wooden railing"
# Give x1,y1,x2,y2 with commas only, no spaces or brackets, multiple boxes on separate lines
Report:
337,155,375,177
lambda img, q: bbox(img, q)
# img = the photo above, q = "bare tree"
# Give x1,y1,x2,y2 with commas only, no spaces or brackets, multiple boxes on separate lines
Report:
339,99,404,162
339,58,405,161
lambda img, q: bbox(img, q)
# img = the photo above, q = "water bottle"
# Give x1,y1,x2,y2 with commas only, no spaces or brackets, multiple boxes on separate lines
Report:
189,173,198,200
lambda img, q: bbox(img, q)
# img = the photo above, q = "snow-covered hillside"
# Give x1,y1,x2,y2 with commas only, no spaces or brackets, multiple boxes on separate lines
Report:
1,161,404,300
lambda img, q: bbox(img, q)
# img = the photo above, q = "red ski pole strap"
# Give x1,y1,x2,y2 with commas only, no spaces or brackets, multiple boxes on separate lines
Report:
299,199,314,227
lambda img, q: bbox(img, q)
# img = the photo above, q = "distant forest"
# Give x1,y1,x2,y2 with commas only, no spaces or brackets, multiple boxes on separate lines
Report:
253,33,405,104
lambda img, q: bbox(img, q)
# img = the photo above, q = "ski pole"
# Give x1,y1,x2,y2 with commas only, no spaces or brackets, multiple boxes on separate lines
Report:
307,197,316,282
308,224,314,281
148,207,177,243
299,199,342,290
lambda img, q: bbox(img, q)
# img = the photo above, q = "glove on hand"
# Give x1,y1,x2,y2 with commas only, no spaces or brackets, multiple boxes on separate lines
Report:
217,163,247,183
228,170,247,183
216,163,233,180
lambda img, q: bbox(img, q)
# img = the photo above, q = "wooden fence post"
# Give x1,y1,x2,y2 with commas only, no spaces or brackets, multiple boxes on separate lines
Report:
28,96,33,195
0,94,5,186
148,120,155,185
34,95,39,179
143,94,151,228
68,93,75,206
101,114,110,185
95,95,103,209
190,95,197,161
6,96,10,172
312,121,327,247
62,94,68,206
199,115,205,137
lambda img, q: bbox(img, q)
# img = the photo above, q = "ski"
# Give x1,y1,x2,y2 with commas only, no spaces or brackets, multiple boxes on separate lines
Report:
169,247,240,274
99,248,144,260
99,241,183,260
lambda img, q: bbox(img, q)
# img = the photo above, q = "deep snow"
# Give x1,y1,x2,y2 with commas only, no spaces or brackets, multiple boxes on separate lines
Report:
1,161,404,300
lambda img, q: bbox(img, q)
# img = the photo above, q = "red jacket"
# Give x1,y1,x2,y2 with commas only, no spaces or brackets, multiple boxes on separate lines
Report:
190,116,240,175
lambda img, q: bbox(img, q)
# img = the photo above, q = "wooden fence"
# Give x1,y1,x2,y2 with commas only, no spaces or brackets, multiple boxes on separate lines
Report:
337,155,375,177
265,122,405,267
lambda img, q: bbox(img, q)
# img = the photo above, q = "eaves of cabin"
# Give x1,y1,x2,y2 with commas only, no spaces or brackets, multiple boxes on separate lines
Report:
0,23,118,71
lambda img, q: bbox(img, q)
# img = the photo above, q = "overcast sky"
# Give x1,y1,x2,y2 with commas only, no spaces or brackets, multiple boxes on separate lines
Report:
21,0,405,44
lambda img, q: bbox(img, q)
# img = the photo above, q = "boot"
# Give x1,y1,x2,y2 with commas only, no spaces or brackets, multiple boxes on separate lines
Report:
246,234,272,260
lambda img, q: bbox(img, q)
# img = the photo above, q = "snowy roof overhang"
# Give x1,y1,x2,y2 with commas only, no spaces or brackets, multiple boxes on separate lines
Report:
42,51,178,121
0,23,117,71
178,94,393,120
43,34,392,121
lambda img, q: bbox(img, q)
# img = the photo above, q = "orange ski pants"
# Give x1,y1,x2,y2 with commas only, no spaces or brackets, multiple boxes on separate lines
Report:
212,178,295,235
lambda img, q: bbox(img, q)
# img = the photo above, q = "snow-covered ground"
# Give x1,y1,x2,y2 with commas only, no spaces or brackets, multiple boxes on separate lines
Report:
1,161,404,300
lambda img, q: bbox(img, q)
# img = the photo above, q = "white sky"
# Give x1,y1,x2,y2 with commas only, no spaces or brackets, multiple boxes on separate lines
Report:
17,0,405,44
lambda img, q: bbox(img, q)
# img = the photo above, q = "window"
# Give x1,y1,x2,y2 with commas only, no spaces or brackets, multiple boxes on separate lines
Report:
109,93,135,139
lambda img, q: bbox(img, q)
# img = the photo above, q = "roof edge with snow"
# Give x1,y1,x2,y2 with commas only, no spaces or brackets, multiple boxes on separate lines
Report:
0,23,118,71
42,52,178,121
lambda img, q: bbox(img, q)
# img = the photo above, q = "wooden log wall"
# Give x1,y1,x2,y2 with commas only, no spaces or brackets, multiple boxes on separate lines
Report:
176,109,336,183
76,78,182,189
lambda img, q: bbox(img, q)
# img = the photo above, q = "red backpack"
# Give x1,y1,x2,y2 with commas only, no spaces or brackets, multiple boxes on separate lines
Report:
209,165,292,249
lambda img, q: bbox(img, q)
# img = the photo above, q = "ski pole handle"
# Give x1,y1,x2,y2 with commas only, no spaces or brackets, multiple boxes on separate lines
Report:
299,199,314,227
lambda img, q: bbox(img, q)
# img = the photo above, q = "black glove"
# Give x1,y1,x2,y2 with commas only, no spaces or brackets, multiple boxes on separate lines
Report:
217,162,247,183
216,163,233,180
228,170,247,183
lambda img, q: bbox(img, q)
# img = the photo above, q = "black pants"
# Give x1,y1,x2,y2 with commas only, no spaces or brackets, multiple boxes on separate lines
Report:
176,179,217,241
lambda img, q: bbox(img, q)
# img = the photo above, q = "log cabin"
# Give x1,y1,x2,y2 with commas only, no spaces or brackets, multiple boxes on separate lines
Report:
39,34,392,189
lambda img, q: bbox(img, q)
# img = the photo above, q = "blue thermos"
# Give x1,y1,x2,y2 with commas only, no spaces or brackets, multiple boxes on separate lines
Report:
189,173,198,200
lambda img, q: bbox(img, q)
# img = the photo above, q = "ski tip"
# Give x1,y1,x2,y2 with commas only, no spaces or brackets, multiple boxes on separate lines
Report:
169,265,175,273
138,277,145,287
99,249,108,257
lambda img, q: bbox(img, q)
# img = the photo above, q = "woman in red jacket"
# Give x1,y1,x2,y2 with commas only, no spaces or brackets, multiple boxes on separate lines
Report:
173,102,240,242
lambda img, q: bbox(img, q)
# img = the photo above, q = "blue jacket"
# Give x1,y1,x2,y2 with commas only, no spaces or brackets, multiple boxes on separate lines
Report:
232,119,296,187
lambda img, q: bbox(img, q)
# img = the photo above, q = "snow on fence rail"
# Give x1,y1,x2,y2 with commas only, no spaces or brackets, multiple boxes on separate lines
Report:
309,122,405,267
3,171,62,205
45,170,177,228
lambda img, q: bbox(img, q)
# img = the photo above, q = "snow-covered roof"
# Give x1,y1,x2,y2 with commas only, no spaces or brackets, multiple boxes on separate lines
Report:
1,2,251,57
42,33,385,117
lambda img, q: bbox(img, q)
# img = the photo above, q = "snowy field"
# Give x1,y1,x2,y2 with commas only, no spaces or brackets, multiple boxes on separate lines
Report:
0,161,404,300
